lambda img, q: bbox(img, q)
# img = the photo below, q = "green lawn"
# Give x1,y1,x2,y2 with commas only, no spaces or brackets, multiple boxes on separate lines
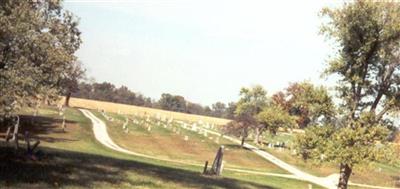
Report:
96,111,287,173
250,131,400,187
0,106,324,189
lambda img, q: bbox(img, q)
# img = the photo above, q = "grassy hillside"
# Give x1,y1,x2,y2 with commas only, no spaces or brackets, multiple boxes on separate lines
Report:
0,106,323,189
64,97,230,126
95,111,286,173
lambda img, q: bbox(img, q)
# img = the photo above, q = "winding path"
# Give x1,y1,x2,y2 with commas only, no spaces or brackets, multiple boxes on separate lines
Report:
79,109,298,180
79,109,399,189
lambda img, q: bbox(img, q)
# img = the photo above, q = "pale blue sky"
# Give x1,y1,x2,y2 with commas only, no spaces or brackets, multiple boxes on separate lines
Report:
64,0,341,105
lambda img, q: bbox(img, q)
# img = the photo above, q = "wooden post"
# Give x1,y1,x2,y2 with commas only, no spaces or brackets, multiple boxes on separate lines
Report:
203,161,208,174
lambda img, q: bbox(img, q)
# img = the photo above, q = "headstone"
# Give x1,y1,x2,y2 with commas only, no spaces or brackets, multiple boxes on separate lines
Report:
211,146,224,176
184,135,189,141
62,115,66,132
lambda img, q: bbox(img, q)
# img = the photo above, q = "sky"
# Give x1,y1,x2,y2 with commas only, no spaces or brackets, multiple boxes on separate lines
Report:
64,0,342,105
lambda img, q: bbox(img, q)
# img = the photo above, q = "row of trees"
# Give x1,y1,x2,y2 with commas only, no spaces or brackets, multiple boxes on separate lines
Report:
223,82,335,145
71,82,237,119
224,1,400,188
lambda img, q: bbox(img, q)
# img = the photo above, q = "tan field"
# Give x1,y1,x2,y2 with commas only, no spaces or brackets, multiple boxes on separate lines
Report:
63,97,231,125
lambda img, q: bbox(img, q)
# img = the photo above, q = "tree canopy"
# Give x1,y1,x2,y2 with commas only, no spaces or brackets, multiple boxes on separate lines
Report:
296,1,400,188
0,0,82,119
272,81,335,129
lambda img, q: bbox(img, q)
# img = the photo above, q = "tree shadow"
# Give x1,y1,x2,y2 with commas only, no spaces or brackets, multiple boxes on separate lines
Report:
0,115,79,143
391,175,400,187
0,143,277,189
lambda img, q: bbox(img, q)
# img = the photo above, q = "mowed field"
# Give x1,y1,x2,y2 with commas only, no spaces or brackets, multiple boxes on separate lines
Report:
65,97,230,126
0,106,325,189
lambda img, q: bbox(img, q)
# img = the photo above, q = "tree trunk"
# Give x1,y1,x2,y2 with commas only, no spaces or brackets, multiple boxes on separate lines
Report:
241,136,246,147
337,163,352,189
254,127,260,144
64,91,71,107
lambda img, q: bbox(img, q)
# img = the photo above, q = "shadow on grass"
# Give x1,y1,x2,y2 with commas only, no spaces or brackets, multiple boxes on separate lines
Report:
0,142,277,189
0,115,78,143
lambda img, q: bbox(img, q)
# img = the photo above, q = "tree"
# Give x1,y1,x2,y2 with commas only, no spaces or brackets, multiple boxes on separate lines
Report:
256,104,296,136
211,102,226,118
272,82,335,129
296,1,400,188
224,102,237,119
62,61,85,107
158,93,187,112
186,102,205,115
223,113,256,146
0,0,82,119
234,85,268,144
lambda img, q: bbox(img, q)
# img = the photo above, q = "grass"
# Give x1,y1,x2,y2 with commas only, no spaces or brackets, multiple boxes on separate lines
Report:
252,132,400,187
65,97,230,126
0,106,324,189
94,111,287,173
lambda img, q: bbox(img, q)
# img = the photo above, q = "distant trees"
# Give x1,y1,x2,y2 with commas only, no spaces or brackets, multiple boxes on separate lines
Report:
0,0,82,118
211,102,227,118
72,82,153,108
158,93,187,112
72,82,236,119
296,1,400,188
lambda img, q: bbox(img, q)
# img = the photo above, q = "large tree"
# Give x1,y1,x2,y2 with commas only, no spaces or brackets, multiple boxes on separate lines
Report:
272,82,335,129
0,0,82,119
234,85,268,144
296,1,400,188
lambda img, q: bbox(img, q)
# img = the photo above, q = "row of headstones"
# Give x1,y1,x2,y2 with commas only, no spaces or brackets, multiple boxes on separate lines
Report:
177,120,222,144
116,112,223,144
126,114,221,144
99,109,114,122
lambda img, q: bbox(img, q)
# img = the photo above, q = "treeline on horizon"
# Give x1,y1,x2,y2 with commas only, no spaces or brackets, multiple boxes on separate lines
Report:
72,82,236,119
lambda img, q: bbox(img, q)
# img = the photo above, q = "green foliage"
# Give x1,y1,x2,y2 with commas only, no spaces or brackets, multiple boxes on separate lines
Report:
272,81,335,128
158,93,187,112
295,122,395,166
235,85,268,117
256,105,296,135
297,1,400,187
0,0,82,118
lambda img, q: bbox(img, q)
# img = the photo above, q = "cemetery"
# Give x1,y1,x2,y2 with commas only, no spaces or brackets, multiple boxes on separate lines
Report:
1,1,400,189
92,110,286,173
90,109,400,188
